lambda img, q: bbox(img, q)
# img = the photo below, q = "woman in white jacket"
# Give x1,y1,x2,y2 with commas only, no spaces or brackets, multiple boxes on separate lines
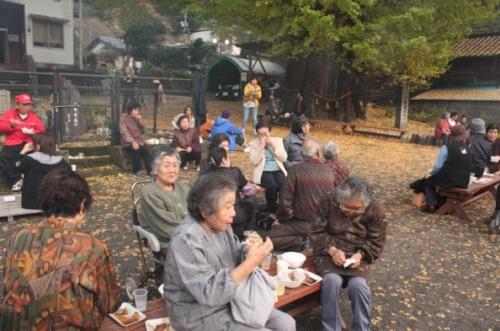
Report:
249,118,287,214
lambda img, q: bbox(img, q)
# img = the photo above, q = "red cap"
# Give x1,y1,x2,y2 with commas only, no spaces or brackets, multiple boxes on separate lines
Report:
15,93,32,104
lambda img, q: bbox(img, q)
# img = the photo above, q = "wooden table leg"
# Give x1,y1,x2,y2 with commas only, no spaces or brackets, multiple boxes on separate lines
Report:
451,200,471,224
436,199,454,215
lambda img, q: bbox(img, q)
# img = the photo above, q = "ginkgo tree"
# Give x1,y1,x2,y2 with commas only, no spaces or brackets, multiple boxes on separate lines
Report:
159,0,499,127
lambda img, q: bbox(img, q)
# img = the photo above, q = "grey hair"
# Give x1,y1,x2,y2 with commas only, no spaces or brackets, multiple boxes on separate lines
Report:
152,147,181,173
322,141,340,161
335,176,373,208
187,173,237,222
301,138,321,159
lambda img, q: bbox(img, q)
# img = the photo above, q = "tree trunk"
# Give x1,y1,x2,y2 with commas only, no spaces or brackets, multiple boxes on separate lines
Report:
284,53,363,122
395,85,409,130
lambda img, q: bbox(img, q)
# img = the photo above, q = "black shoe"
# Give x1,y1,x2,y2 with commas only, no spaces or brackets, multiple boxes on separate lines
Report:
489,210,500,230
424,205,436,213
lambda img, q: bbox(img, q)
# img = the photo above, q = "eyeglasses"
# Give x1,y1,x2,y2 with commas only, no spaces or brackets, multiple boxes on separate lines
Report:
339,202,366,216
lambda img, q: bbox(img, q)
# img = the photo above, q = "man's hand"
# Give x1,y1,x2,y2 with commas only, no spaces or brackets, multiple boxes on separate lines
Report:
175,147,183,153
349,253,363,269
329,247,346,267
20,142,33,155
186,146,192,153
131,141,140,150
10,119,21,127
246,237,273,267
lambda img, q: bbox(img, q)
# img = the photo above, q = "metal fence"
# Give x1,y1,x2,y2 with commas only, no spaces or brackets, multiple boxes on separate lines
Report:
0,70,192,145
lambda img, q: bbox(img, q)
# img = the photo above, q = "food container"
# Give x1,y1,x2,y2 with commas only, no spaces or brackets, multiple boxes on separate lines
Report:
145,317,175,331
109,302,146,327
280,252,306,268
279,268,305,288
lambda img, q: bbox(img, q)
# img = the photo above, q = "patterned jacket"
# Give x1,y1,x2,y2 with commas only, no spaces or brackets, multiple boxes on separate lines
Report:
314,199,387,278
279,158,336,230
1,219,119,330
325,159,350,188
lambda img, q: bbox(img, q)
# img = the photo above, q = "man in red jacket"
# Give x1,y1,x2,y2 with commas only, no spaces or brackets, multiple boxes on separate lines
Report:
0,93,45,190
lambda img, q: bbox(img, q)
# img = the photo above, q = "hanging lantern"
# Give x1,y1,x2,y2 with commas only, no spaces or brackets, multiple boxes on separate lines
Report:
325,102,330,110
315,97,319,105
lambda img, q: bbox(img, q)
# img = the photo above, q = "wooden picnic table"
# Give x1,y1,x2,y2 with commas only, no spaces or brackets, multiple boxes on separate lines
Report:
100,257,321,330
436,171,500,223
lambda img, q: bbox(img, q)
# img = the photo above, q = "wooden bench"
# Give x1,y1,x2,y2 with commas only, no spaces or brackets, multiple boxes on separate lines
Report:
436,172,500,223
308,119,355,134
0,194,42,222
100,258,321,330
352,125,406,139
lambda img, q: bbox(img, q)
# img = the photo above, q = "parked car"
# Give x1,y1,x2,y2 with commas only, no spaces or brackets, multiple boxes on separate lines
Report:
216,83,241,100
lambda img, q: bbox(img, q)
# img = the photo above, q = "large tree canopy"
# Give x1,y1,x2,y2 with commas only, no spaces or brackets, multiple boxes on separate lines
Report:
161,0,499,87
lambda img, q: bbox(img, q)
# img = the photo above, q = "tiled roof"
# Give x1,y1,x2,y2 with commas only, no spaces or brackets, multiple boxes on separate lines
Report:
453,35,500,58
411,88,500,101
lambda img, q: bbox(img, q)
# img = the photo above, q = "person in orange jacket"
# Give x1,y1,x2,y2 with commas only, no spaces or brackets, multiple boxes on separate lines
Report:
0,93,45,190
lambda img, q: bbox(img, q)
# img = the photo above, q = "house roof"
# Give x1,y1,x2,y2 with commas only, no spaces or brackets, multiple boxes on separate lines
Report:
208,54,285,77
453,35,500,58
87,36,126,52
411,87,500,102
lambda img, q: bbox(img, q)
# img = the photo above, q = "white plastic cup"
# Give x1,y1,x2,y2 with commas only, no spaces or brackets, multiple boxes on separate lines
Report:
71,164,77,171
133,288,148,312
78,152,84,159
275,276,285,296
277,260,289,274
260,254,272,270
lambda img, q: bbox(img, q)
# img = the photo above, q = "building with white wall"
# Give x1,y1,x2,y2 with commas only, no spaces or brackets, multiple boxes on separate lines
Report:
0,0,74,69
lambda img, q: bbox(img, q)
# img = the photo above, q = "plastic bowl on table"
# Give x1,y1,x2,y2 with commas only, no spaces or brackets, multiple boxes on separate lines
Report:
279,268,306,288
280,252,306,268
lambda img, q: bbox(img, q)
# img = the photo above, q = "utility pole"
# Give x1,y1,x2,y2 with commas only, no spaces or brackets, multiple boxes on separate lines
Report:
78,0,83,70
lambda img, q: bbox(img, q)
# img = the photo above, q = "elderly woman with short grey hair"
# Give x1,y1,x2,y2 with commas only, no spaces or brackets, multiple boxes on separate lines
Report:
315,177,387,331
164,173,296,331
322,141,350,188
139,147,190,281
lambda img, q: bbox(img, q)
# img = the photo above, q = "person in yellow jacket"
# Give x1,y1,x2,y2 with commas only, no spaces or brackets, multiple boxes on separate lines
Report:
242,77,262,135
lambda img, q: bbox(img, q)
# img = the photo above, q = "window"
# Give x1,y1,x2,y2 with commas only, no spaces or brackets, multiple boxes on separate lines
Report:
33,18,63,48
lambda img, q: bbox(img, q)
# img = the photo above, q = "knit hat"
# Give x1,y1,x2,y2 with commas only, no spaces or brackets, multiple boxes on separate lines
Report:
449,124,469,142
221,110,231,119
470,118,486,134
15,93,32,104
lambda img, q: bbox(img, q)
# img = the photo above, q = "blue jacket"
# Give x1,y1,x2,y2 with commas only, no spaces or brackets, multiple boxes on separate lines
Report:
210,117,243,151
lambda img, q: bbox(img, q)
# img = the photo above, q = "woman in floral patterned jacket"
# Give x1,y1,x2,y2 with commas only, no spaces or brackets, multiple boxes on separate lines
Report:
0,168,119,330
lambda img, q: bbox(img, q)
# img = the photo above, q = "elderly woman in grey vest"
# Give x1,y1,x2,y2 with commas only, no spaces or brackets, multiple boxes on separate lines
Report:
164,173,296,331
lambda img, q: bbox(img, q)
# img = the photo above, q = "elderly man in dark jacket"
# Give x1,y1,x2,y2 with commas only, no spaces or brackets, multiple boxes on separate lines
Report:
315,177,387,331
469,118,491,177
261,138,337,251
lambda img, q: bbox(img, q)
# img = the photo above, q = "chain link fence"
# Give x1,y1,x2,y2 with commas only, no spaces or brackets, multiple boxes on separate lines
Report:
0,70,192,144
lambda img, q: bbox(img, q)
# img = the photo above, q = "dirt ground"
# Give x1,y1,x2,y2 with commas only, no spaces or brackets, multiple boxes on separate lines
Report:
0,109,498,330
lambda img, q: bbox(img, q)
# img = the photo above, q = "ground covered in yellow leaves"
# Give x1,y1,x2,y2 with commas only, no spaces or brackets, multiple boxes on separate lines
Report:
1,125,498,331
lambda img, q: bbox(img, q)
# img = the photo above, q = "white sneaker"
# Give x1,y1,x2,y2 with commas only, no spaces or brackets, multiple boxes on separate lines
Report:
196,166,200,172
243,147,250,153
183,165,189,170
11,178,23,191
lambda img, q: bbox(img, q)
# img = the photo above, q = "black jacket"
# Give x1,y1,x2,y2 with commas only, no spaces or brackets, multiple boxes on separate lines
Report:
469,133,491,177
18,152,70,209
430,141,472,189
